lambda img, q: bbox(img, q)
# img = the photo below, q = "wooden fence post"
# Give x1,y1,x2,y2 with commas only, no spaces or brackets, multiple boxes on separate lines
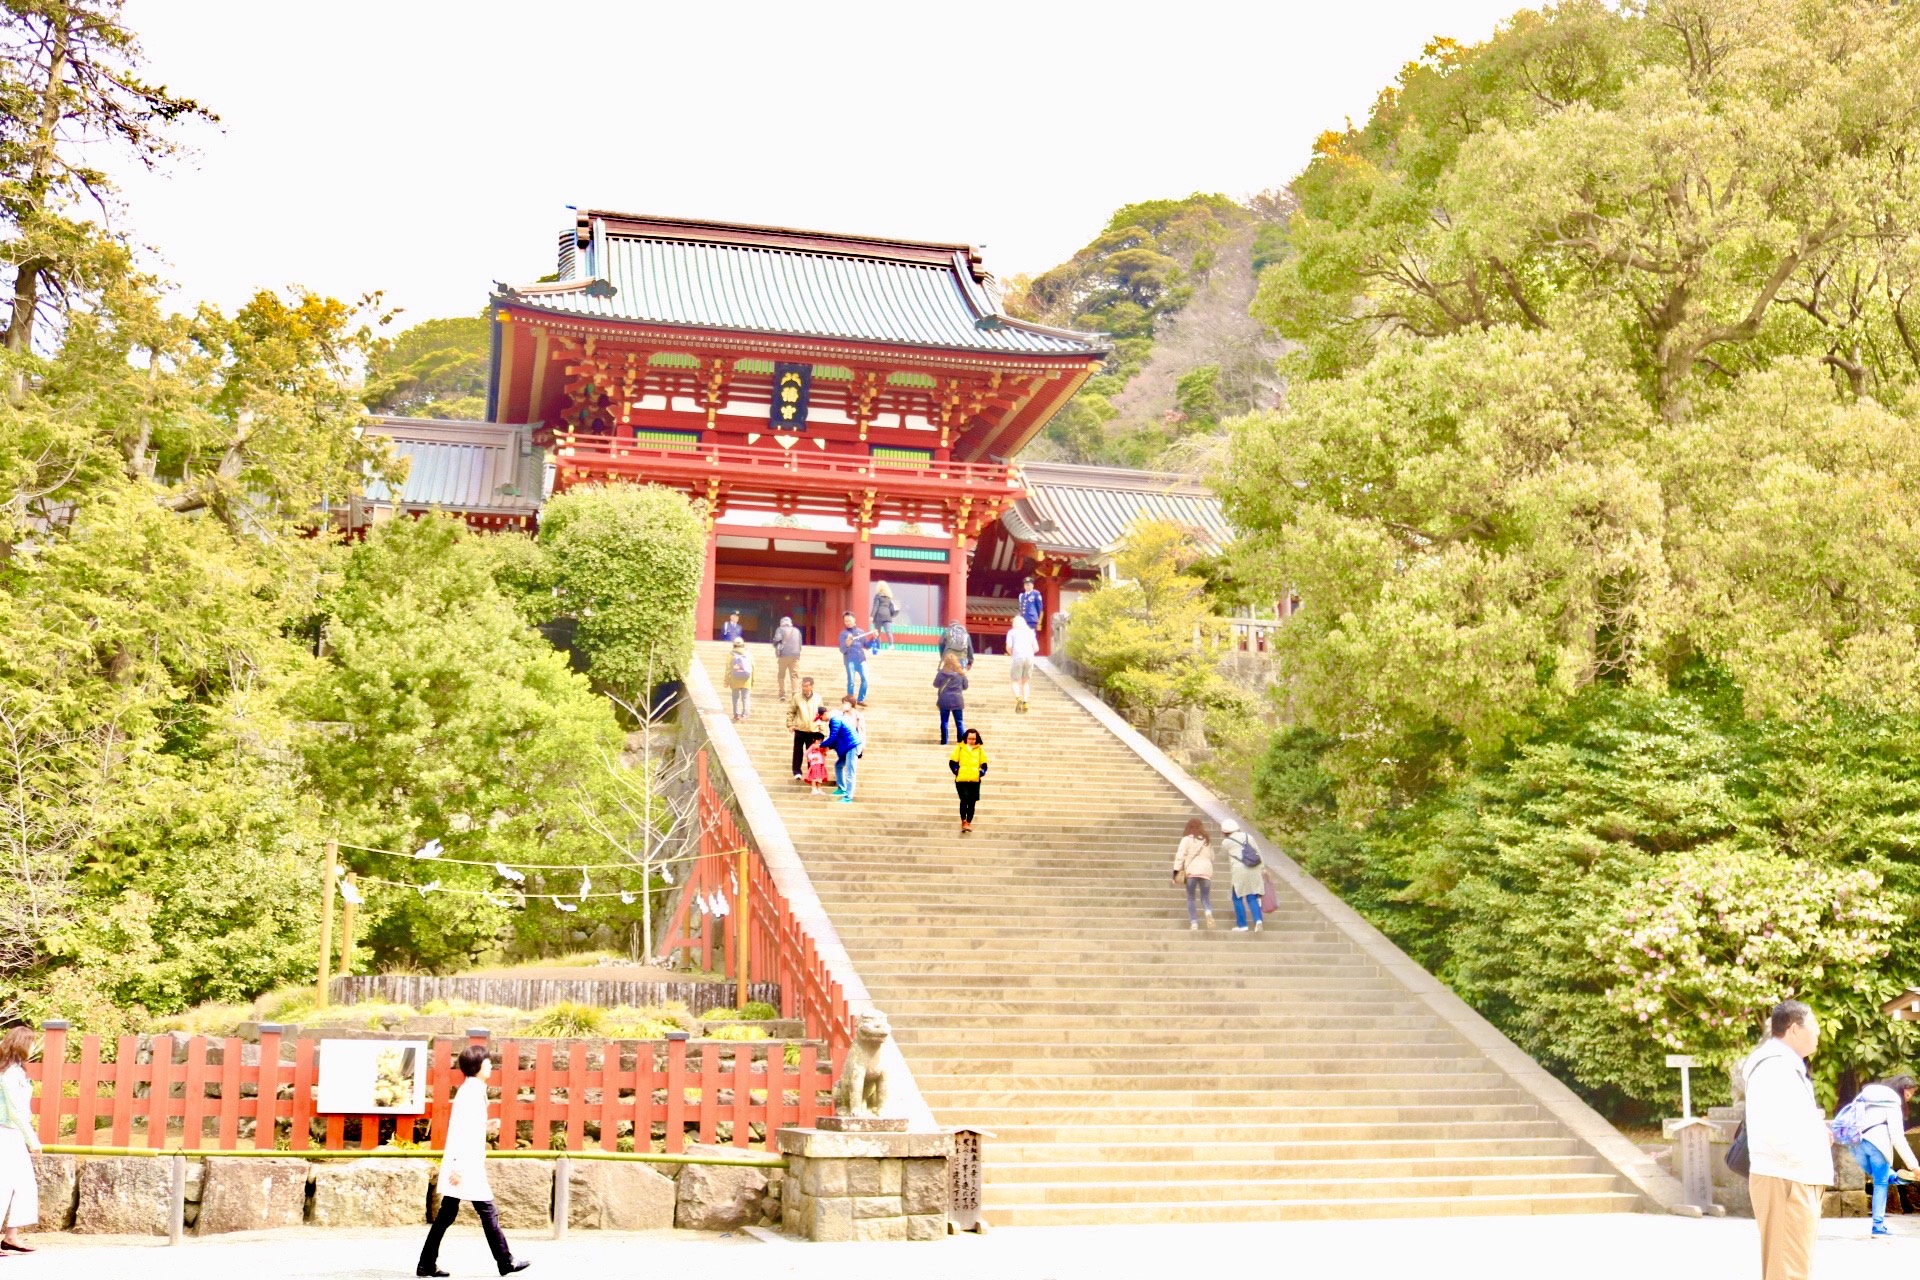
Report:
317,839,338,1009
735,844,750,1010
35,1021,68,1145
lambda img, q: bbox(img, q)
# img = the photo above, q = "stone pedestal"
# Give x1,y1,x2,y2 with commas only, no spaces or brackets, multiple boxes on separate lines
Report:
817,1116,908,1133
777,1127,951,1242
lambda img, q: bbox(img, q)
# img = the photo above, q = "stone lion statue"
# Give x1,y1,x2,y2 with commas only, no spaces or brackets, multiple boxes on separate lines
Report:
833,1011,891,1117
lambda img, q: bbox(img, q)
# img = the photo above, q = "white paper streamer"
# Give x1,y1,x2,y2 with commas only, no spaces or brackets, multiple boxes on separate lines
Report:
579,870,591,900
338,878,363,906
416,879,441,898
413,838,443,860
619,891,635,905
495,862,526,883
551,895,578,913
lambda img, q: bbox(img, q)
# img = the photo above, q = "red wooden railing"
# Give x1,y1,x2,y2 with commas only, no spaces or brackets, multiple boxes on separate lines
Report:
27,1026,832,1154
660,751,856,1066
552,431,1021,493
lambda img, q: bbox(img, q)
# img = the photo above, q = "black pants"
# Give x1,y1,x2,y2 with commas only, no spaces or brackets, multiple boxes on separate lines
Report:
956,780,980,823
419,1195,513,1274
791,729,823,776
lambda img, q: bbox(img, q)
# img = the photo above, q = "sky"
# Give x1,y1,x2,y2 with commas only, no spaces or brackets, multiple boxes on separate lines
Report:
112,0,1524,328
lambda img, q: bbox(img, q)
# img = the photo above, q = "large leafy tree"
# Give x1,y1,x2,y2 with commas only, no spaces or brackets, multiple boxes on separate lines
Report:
1234,0,1920,1111
363,314,491,421
300,515,633,972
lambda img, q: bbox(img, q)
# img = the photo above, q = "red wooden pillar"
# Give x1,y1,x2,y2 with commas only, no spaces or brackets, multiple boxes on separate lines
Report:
695,523,718,641
850,534,873,629
946,544,970,629
1038,568,1062,657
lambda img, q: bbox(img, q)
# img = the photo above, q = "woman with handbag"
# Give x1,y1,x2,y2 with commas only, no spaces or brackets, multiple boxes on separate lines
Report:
0,1026,41,1252
1224,819,1265,933
1172,818,1214,931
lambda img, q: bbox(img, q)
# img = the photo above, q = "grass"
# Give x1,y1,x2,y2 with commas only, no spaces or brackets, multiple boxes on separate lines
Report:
703,1000,778,1022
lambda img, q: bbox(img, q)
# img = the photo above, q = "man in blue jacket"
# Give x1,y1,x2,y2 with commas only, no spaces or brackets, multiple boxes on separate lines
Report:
1017,576,1044,632
821,696,863,802
838,611,870,705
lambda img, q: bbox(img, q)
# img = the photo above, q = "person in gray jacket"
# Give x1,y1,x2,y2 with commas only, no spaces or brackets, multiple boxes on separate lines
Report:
771,615,804,699
939,616,973,670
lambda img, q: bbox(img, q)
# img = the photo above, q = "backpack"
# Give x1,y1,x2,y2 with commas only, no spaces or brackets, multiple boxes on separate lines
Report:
1830,1093,1875,1147
730,652,751,679
1229,834,1261,868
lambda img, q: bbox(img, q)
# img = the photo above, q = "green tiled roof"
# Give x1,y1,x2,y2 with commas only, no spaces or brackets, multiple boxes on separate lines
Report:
501,215,1106,357
1002,461,1233,557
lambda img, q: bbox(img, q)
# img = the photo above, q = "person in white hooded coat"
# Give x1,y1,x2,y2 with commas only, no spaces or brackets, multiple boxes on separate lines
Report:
417,1045,528,1277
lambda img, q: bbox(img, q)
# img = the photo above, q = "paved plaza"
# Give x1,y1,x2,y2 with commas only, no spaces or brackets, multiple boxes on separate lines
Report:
17,1215,1920,1279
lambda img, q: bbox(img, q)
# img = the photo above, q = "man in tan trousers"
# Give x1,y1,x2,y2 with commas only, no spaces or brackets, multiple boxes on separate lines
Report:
1742,1000,1831,1280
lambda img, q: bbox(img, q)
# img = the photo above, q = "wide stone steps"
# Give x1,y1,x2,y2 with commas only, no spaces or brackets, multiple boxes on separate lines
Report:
696,641,1636,1226
982,1192,1641,1227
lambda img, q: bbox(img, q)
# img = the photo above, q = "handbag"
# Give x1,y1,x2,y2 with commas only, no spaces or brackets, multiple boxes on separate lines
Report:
1260,869,1280,914
1172,869,1186,887
1725,1121,1750,1177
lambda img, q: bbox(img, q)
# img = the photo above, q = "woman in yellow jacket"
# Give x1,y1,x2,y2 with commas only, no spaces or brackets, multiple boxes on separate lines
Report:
948,728,988,834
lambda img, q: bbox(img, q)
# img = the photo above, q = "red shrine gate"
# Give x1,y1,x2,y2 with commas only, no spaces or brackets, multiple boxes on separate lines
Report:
486,212,1107,650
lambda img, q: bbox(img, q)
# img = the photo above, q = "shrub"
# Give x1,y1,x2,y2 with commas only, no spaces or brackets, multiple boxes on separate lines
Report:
703,1000,777,1022
526,1001,606,1038
705,1024,770,1042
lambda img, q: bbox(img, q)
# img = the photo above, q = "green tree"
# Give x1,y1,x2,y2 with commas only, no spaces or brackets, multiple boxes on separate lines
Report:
364,314,491,420
1065,518,1224,713
538,484,706,696
300,515,631,971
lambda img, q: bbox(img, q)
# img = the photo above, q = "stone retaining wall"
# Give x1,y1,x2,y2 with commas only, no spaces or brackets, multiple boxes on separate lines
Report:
31,1153,783,1236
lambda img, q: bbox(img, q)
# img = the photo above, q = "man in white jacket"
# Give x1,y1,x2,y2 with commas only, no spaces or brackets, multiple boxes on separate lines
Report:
418,1045,529,1277
1742,1000,1831,1280
1006,616,1039,713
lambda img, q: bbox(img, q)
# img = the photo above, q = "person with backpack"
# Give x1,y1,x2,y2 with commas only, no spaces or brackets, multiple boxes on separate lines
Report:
948,727,988,834
1222,818,1264,933
871,582,900,650
1832,1075,1918,1237
933,651,968,745
771,614,804,699
939,615,973,671
785,676,825,779
725,639,755,721
1741,1000,1831,1279
1171,818,1214,931
838,611,871,706
822,696,863,803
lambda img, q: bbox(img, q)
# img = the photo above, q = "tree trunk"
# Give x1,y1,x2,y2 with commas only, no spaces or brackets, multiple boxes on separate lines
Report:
5,12,71,400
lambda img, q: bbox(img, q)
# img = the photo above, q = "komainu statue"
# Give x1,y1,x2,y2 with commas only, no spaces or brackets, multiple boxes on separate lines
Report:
833,1011,891,1117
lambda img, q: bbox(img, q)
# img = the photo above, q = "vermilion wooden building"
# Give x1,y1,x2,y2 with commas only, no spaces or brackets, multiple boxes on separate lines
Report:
487,211,1108,651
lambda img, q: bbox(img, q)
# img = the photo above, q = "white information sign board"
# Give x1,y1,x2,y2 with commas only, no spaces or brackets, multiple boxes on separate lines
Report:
315,1038,429,1114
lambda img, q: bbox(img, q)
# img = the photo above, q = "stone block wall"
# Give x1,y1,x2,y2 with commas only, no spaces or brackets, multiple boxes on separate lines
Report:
37,1151,784,1236
777,1128,951,1242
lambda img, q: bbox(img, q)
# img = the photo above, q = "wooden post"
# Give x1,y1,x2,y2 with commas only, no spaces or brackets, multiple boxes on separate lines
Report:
338,872,357,978
736,844,751,1010
317,839,337,1009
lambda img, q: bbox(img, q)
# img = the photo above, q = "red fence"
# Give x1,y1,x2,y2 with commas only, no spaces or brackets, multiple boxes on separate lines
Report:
28,1026,833,1153
660,751,855,1065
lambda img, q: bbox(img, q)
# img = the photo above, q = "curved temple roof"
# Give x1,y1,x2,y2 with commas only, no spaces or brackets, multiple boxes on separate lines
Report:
496,211,1106,358
1003,461,1232,557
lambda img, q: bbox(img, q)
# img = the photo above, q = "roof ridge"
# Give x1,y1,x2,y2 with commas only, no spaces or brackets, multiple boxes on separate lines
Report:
583,209,980,271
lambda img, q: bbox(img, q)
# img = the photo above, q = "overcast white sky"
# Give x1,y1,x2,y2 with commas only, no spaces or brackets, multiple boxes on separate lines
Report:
113,0,1521,327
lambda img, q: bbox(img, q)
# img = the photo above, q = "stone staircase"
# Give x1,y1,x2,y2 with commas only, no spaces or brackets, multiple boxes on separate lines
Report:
695,641,1643,1225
